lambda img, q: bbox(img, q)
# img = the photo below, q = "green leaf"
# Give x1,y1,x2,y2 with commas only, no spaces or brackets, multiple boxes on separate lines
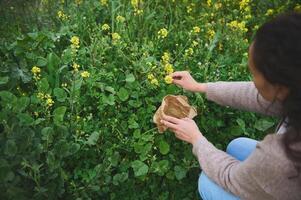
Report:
174,165,187,181
105,86,115,94
4,140,17,156
69,143,80,155
112,172,128,186
254,119,275,131
15,96,30,112
41,127,54,142
0,76,9,85
17,113,34,125
37,57,47,66
131,160,149,177
117,87,129,101
159,140,170,155
126,73,135,83
104,94,115,106
53,88,67,102
38,78,49,93
54,140,69,158
53,106,67,125
151,160,169,176
86,131,100,146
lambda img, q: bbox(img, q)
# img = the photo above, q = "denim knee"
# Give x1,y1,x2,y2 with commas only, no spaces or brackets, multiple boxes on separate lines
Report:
226,137,258,161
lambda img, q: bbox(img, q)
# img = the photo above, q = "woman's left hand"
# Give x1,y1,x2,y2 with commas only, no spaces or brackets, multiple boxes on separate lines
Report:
161,116,203,145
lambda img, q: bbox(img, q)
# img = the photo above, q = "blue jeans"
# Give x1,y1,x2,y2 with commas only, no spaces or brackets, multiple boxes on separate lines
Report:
198,137,258,200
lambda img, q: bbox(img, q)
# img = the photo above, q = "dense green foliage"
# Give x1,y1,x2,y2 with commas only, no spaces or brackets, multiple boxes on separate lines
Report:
0,0,300,199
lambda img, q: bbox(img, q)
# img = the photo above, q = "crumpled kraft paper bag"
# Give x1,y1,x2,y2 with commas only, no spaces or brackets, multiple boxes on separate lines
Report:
153,95,197,133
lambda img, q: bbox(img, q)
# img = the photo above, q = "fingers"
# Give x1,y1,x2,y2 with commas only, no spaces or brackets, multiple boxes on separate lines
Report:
162,115,181,124
171,71,189,79
160,120,178,129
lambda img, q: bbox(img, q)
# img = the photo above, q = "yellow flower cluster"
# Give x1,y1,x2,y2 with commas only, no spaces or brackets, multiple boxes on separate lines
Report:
81,71,90,78
186,3,195,14
112,32,121,44
161,52,170,64
57,10,68,20
72,62,80,72
131,0,143,15
207,29,215,40
192,40,199,47
116,15,125,23
214,2,222,10
147,74,159,86
207,0,211,7
228,21,248,33
102,23,110,31
75,0,82,5
164,75,173,84
239,0,250,11
184,48,194,57
31,66,41,80
37,93,54,107
265,9,274,16
100,0,108,6
193,26,200,33
158,28,168,39
164,63,174,74
70,36,80,52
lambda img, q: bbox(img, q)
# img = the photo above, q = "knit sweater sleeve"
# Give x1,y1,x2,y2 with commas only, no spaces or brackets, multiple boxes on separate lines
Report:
205,81,282,117
192,135,278,200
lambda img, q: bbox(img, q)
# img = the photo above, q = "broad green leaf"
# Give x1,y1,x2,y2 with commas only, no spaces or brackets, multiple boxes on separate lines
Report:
112,172,128,186
54,140,69,158
4,140,17,156
159,140,170,155
37,57,47,66
15,96,30,112
69,143,80,155
53,88,67,102
131,160,149,177
117,87,129,101
53,106,67,125
105,86,115,94
38,78,49,93
254,119,275,131
0,76,9,85
174,165,187,180
41,127,54,142
126,73,135,83
86,131,100,146
17,113,34,125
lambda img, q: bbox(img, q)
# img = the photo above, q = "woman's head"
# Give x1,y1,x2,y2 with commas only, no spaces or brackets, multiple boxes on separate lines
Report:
249,12,301,173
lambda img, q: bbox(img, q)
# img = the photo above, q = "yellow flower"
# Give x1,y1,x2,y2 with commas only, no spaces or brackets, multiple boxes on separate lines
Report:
72,62,80,72
147,73,155,80
150,78,159,86
193,26,200,33
112,32,121,44
116,15,125,23
100,0,108,6
102,24,110,31
227,21,248,33
265,9,274,16
164,75,173,84
214,3,222,10
57,10,68,20
192,40,198,47
81,71,90,78
161,52,170,64
207,29,215,40
46,98,54,107
185,48,194,57
31,66,41,74
75,0,82,5
164,63,174,74
239,0,250,10
207,0,211,7
158,28,168,39
70,36,80,49
131,0,139,8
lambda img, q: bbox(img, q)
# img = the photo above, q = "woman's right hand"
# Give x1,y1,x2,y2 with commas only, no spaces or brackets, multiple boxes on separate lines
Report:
171,71,207,93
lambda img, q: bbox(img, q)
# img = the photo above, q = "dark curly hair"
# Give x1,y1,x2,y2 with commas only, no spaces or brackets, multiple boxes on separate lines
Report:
253,12,301,176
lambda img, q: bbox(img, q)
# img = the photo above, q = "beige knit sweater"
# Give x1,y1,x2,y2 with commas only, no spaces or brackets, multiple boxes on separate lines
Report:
193,81,301,200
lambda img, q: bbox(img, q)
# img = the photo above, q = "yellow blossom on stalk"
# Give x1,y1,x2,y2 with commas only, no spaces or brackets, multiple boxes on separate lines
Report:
185,48,194,57
131,0,143,15
75,0,82,5
72,62,80,72
164,63,174,74
227,21,248,32
207,29,215,40
57,10,68,20
46,98,54,107
102,23,110,31
158,28,168,39
37,92,45,99
186,4,195,13
193,26,200,33
161,52,170,64
116,15,125,23
164,75,173,84
265,9,274,16
31,66,41,80
112,32,121,44
150,78,159,86
100,0,108,6
214,2,222,10
147,73,155,80
239,0,250,10
192,40,199,47
207,0,211,7
70,36,80,50
81,71,90,78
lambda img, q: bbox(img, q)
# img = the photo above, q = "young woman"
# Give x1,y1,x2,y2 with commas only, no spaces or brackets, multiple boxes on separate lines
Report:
161,12,301,200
